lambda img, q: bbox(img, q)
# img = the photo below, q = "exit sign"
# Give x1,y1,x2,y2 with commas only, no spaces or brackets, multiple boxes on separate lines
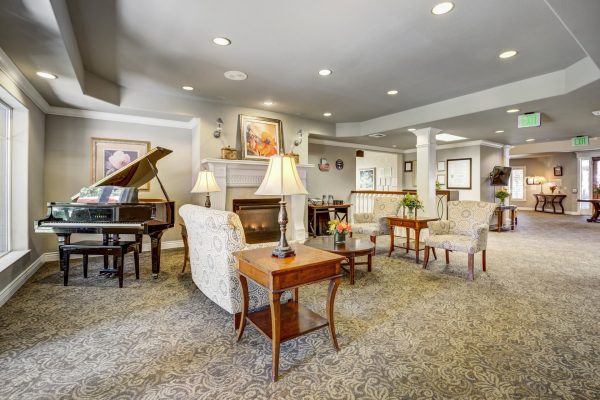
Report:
572,135,589,146
518,112,541,128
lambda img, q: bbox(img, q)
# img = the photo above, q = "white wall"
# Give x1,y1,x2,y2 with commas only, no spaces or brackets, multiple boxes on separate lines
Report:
356,151,399,190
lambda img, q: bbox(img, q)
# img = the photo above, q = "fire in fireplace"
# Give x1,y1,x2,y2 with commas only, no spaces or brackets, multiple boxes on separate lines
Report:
232,198,281,244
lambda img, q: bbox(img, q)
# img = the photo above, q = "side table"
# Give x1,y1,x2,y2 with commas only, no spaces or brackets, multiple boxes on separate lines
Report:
233,244,346,381
387,216,439,264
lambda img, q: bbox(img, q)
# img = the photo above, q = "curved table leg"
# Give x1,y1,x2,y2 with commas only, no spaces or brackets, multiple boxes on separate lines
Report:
236,274,249,342
326,277,341,351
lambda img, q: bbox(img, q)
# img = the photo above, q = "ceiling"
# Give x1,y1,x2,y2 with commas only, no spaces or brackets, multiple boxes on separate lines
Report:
0,0,599,150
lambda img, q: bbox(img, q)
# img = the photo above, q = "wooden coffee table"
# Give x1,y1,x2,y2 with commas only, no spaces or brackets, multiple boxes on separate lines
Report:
305,236,375,285
387,216,439,264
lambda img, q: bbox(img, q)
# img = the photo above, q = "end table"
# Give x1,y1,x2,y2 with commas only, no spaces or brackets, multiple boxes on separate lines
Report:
387,216,439,264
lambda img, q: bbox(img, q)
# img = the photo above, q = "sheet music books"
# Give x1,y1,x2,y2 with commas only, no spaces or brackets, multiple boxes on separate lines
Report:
76,186,139,203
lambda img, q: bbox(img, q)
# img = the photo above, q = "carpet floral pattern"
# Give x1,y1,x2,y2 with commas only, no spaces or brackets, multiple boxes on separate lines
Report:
0,212,599,399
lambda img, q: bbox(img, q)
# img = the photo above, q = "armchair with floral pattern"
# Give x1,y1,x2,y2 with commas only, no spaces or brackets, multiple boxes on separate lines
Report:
352,197,401,244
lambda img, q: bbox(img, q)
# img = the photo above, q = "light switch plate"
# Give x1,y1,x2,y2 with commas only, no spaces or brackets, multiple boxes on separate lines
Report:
572,188,578,193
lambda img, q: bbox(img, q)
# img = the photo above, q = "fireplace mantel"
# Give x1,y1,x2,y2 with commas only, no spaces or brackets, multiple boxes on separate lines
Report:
200,158,314,241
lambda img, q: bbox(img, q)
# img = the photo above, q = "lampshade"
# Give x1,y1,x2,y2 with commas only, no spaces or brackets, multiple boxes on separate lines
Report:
255,154,308,196
191,170,221,193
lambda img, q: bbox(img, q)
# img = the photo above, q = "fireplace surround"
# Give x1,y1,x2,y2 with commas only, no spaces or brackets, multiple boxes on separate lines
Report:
233,198,280,243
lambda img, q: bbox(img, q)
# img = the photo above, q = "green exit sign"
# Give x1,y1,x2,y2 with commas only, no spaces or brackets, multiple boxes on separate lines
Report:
572,135,589,146
518,112,541,128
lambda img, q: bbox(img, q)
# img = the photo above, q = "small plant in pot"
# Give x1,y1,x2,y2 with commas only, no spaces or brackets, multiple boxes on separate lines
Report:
495,187,510,203
593,186,600,196
328,220,352,244
401,193,424,218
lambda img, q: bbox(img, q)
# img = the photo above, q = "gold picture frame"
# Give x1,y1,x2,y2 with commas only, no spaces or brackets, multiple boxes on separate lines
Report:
91,138,151,191
238,114,284,160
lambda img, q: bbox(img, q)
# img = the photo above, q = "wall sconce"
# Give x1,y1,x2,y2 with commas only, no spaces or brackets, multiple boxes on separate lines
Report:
291,129,303,151
213,117,224,138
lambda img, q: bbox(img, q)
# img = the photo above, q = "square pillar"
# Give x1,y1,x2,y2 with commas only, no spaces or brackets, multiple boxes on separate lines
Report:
413,128,441,217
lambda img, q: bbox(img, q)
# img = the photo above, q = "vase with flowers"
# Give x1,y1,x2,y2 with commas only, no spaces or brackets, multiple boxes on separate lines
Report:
593,186,600,199
495,187,510,204
401,193,424,218
549,183,558,193
328,220,352,244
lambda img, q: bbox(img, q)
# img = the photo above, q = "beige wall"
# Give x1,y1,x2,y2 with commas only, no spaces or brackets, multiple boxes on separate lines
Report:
510,153,578,212
355,151,399,190
42,115,193,251
480,146,504,202
307,143,356,202
0,71,46,294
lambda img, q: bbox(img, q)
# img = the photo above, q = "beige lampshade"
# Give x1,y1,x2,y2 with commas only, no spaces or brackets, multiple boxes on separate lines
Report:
255,154,308,196
191,170,221,193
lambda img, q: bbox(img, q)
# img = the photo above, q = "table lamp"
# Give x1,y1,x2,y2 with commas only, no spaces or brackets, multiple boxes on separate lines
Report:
191,170,221,208
255,154,308,258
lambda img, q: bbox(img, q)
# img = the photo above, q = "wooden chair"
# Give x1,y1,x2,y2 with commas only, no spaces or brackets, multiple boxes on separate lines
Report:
60,240,140,288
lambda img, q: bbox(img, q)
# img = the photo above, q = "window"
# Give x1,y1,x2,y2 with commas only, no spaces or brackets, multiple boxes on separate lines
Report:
510,166,525,201
580,159,590,210
0,100,9,258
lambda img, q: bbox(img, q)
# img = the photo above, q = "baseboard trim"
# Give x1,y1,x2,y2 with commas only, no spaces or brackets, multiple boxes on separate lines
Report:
0,255,45,307
513,206,580,215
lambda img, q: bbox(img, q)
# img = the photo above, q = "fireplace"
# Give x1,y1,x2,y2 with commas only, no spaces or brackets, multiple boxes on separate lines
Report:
233,198,281,244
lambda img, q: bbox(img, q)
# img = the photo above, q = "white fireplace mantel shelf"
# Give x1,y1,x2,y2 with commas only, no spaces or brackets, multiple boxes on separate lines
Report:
199,158,313,241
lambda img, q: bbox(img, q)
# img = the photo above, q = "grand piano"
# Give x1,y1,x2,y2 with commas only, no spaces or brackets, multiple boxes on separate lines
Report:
35,147,175,277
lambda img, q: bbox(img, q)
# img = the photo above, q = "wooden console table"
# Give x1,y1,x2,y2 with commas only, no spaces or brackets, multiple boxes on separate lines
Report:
534,194,566,214
577,199,600,222
233,244,345,381
387,216,439,264
308,203,351,237
492,205,517,232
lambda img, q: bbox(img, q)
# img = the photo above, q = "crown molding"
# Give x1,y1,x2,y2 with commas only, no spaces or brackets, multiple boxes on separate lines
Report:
0,47,50,113
308,138,403,153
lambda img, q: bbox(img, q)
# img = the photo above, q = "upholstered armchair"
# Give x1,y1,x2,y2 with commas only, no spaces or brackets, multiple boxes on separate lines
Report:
352,197,401,244
423,201,496,281
179,204,291,330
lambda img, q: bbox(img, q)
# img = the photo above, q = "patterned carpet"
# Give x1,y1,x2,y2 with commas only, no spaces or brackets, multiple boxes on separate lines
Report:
1,211,599,399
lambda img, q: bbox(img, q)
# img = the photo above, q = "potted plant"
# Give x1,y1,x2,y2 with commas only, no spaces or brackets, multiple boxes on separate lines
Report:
593,186,600,196
549,182,558,193
495,187,510,204
328,220,352,244
401,193,424,218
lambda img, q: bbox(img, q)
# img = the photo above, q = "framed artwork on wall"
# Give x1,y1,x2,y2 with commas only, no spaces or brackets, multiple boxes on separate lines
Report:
446,158,472,189
404,161,413,172
437,161,445,172
238,114,284,160
437,174,446,186
554,166,563,176
358,168,376,190
91,138,151,190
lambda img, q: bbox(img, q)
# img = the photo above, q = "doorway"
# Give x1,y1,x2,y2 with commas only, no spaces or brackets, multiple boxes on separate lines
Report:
593,157,600,199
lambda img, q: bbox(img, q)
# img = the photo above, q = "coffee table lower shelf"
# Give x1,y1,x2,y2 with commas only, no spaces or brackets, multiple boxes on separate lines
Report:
247,302,329,342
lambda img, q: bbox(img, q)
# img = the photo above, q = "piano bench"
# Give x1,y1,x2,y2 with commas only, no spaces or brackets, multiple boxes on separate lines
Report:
60,240,140,288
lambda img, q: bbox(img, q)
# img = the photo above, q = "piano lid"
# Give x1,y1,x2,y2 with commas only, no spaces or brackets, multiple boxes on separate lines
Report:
71,147,172,201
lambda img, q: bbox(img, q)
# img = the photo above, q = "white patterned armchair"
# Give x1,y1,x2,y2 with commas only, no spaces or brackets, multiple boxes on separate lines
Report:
352,197,401,244
423,201,496,281
179,204,291,329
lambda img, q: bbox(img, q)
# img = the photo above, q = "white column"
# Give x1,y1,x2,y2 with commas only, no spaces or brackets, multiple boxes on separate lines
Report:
413,128,441,217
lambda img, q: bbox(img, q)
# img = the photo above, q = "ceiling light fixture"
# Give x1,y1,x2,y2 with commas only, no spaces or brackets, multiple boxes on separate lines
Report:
408,128,416,132
263,100,274,106
182,85,194,91
224,70,247,80
368,133,386,138
323,112,332,117
506,108,520,113
499,50,518,59
212,37,231,46
36,71,57,80
318,69,332,76
431,2,454,15
387,90,398,95
526,138,535,142
495,130,505,134
436,133,467,142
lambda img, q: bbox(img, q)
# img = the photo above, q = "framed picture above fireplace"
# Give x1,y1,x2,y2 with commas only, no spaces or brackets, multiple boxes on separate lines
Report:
238,114,284,160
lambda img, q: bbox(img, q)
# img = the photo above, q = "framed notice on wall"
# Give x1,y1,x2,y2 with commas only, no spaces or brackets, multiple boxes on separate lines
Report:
446,158,472,189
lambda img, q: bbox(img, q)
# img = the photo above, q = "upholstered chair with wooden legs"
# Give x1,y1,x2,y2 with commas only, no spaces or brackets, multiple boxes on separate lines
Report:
352,197,401,244
423,201,496,280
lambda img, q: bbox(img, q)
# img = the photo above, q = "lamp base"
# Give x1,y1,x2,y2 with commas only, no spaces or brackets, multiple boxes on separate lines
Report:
272,246,296,259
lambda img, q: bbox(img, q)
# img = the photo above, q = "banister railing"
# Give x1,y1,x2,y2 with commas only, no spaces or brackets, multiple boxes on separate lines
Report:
349,190,458,220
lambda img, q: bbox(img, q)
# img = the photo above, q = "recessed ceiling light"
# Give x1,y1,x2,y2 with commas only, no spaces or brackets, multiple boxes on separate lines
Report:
392,145,398,148
323,112,332,117
499,50,518,59
224,70,247,80
212,37,231,46
387,90,398,95
506,108,520,113
495,130,505,133
36,71,57,80
181,85,194,91
368,133,386,138
318,69,332,76
408,128,416,132
431,2,454,15
263,100,274,106
436,133,466,142
525,138,535,142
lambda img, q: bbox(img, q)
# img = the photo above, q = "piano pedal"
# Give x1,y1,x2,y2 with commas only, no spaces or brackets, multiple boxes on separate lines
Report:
152,273,158,279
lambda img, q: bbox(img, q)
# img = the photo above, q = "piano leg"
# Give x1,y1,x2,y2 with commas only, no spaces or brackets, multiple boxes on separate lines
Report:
149,231,164,278
57,234,71,274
